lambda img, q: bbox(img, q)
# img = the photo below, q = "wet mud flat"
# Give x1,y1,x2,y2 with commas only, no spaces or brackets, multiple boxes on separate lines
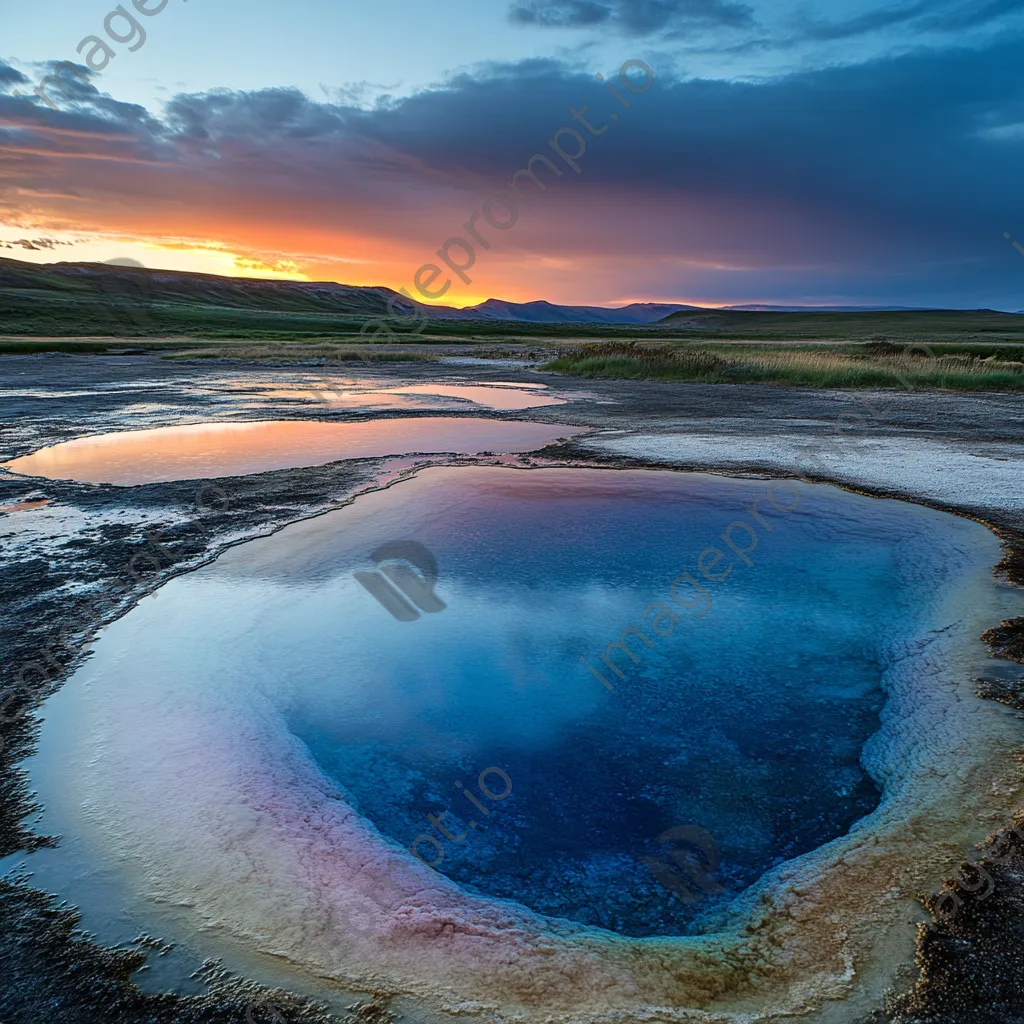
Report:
1,351,1023,1024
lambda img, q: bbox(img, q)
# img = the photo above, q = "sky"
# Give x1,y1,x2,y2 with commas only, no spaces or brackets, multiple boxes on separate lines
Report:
2,0,1024,309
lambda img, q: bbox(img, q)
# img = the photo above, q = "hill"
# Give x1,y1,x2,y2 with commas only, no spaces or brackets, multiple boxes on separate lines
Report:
1,258,1022,343
654,307,1024,337
0,258,705,336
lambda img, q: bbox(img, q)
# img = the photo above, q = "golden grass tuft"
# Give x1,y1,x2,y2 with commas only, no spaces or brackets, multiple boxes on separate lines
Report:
541,341,1024,391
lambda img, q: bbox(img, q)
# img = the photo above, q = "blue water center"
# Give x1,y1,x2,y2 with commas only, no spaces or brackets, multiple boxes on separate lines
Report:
251,466,966,937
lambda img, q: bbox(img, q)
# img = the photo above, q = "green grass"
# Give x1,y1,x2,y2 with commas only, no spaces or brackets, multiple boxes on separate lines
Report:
541,341,1024,391
0,339,185,355
5,259,1024,363
162,345,440,362
656,308,1024,339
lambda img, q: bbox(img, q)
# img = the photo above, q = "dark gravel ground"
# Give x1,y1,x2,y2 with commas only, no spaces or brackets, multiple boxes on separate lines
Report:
1,352,1022,1024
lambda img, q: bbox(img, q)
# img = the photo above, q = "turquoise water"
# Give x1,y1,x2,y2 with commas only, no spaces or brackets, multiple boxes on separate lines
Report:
242,467,959,936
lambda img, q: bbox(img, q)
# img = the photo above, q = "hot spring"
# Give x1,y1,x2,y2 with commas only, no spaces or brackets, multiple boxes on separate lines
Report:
25,466,1024,1021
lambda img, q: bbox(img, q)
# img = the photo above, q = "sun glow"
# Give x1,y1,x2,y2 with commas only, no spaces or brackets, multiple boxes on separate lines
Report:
0,226,311,281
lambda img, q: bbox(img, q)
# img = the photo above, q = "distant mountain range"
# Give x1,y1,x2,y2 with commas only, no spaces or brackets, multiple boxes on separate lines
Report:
437,299,944,321
723,304,937,313
0,258,1014,334
435,298,703,323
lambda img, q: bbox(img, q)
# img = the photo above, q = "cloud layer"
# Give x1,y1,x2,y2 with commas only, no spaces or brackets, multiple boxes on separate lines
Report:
508,0,755,32
2,37,1024,307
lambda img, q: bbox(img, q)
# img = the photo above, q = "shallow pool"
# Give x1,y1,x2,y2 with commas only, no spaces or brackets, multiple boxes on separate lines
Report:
282,468,895,935
2,418,584,485
368,384,564,410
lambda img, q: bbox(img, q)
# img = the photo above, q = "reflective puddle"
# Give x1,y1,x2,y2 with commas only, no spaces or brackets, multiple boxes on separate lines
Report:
209,377,564,412
368,384,564,410
0,498,53,513
3,418,585,485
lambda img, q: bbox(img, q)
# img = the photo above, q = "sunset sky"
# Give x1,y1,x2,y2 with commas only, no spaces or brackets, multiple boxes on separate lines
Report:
3,0,1024,309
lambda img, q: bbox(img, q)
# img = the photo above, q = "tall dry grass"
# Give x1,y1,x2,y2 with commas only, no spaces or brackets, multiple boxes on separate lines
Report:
542,342,1024,391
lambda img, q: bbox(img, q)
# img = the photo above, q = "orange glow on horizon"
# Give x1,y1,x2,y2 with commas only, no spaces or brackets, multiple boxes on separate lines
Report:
5,234,740,308
1,211,736,308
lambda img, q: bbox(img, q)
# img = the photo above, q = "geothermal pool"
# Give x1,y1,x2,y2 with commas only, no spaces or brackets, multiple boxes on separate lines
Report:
285,471,888,936
2,418,583,484
26,467,1024,1020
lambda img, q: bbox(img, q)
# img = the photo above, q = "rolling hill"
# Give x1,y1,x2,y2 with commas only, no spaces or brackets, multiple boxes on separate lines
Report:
1,258,1021,341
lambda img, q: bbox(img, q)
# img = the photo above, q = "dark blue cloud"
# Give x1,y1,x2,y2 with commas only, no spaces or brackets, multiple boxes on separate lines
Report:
511,0,1024,46
509,0,610,27
801,0,1024,40
921,0,1024,31
508,0,755,32
0,58,162,138
0,62,29,88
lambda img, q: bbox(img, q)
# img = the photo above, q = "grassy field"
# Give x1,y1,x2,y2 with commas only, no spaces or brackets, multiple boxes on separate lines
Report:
656,308,1024,339
5,258,1024,390
161,344,443,362
0,338,466,363
5,258,1024,346
541,341,1024,391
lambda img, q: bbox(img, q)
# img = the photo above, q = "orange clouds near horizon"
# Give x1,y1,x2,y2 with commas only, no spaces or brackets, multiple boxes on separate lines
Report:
0,82,714,307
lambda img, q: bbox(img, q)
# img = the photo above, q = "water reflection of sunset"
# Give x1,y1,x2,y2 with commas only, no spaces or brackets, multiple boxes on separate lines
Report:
3,419,585,485
371,384,564,410
232,385,561,411
0,499,54,514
